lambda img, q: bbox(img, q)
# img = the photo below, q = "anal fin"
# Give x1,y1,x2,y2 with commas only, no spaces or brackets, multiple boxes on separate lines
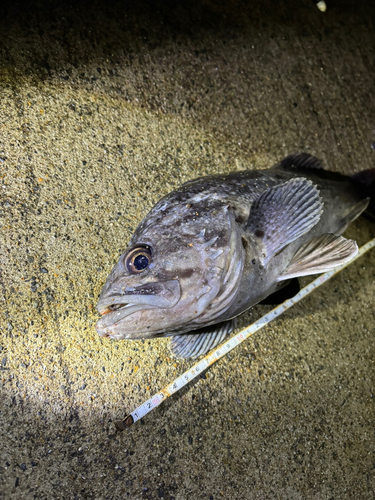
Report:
279,234,358,281
169,319,236,359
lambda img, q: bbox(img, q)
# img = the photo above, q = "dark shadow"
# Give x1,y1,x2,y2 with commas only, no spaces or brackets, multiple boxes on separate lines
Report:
1,0,374,85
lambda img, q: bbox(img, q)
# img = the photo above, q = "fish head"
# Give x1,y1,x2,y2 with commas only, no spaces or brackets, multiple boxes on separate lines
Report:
95,197,244,339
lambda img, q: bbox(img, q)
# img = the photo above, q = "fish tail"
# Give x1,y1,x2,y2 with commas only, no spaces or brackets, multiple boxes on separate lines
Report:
351,169,375,219
278,152,375,219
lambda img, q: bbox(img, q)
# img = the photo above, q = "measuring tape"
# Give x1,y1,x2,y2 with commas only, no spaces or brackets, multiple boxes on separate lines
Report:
115,237,375,430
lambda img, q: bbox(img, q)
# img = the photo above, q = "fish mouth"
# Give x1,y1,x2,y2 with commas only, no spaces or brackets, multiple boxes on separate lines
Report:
96,303,157,337
95,280,180,338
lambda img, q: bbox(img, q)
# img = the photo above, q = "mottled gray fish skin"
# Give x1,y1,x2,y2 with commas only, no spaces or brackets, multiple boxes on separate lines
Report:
96,153,369,356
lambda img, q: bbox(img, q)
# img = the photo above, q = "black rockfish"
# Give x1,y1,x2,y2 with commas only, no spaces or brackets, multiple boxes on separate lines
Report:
96,153,374,358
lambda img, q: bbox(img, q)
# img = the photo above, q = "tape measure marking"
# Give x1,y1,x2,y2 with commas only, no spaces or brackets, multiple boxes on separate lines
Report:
115,237,375,430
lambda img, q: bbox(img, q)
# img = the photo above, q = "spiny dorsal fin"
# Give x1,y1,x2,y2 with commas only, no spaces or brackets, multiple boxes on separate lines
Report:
277,153,351,184
169,319,235,359
278,234,358,280
279,153,324,171
247,178,323,263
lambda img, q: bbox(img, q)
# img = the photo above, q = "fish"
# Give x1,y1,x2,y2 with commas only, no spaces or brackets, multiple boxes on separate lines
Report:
96,153,374,358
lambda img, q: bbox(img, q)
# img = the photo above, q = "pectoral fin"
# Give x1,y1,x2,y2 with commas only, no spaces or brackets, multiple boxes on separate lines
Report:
247,178,323,263
278,234,358,280
169,319,235,359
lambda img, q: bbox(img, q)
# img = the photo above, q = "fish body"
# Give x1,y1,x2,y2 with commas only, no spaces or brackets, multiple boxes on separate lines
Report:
96,153,372,358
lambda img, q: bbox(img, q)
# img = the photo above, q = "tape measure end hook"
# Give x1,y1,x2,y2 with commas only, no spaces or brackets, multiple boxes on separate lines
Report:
114,415,134,431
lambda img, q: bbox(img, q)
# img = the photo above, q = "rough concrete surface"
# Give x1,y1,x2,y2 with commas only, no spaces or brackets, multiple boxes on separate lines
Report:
0,0,374,498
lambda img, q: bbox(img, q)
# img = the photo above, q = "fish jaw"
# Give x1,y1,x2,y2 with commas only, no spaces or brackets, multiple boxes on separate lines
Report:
95,279,181,338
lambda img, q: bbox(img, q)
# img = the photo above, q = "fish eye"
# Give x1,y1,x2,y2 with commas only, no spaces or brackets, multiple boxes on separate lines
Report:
125,245,152,274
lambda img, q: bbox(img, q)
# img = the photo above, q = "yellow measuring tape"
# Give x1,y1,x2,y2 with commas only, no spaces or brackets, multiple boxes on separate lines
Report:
115,237,375,430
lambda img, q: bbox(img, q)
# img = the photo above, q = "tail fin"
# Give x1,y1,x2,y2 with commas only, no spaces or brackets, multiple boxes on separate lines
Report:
351,169,375,219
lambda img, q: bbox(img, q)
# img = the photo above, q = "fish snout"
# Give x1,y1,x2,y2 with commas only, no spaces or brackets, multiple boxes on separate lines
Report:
95,280,181,339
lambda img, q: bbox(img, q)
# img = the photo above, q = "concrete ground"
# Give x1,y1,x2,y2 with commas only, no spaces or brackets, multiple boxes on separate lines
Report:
0,0,374,498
